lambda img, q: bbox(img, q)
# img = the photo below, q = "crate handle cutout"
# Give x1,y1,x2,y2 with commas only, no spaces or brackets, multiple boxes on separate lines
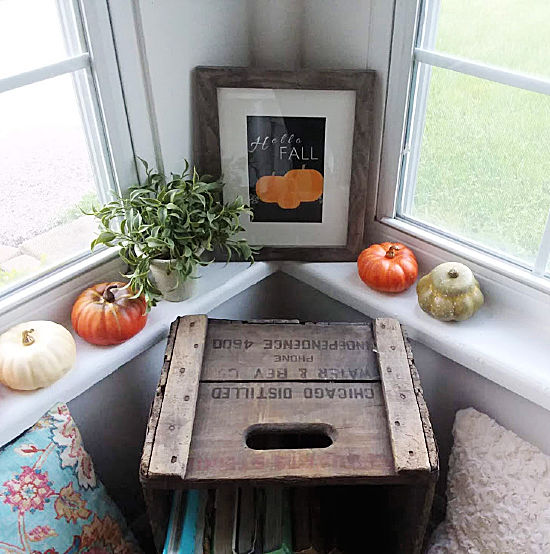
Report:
245,423,335,450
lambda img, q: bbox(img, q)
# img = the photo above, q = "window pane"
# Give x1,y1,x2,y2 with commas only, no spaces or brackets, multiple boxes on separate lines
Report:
432,0,550,79
0,0,78,78
0,73,99,293
400,66,550,265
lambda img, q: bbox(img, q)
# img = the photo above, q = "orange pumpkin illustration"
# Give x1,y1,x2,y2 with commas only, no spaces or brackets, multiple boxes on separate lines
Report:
255,174,285,203
285,168,324,202
277,179,301,209
255,166,323,209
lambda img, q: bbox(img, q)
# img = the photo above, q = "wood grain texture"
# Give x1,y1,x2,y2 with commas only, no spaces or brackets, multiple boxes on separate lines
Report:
403,331,439,474
148,315,208,479
140,319,180,553
374,318,431,473
201,319,378,382
141,318,438,552
183,381,393,485
140,318,180,481
193,67,375,261
402,331,438,553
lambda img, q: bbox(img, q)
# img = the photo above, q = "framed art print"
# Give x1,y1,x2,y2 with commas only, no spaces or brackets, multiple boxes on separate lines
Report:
194,67,374,260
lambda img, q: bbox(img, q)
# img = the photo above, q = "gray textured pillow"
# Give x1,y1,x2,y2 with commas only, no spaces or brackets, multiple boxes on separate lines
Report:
428,408,550,554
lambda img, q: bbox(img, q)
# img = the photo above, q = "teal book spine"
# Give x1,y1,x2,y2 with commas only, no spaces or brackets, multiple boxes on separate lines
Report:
180,490,201,554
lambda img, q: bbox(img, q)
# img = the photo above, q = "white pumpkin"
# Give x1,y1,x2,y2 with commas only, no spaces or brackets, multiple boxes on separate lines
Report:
0,321,76,390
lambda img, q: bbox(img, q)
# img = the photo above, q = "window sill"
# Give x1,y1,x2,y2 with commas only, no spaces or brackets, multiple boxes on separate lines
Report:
2,259,549,447
0,261,275,447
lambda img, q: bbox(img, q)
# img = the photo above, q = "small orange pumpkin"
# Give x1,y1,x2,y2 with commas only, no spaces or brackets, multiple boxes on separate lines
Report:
357,243,418,293
71,282,147,346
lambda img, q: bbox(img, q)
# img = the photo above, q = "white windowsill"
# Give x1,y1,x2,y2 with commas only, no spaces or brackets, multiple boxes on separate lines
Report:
2,260,550,447
0,262,275,447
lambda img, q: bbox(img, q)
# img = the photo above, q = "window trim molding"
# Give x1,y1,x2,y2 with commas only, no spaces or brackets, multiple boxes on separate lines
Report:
375,0,420,222
78,0,139,193
106,0,164,180
0,248,122,327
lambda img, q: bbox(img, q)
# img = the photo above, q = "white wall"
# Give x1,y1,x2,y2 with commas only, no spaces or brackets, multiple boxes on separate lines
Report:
302,0,372,69
132,0,376,173
137,0,251,173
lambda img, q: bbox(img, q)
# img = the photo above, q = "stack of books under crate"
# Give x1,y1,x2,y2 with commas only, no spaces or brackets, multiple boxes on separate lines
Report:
141,316,438,554
163,486,383,553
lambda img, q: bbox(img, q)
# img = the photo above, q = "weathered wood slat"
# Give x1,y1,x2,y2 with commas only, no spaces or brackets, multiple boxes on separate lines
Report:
140,318,181,480
403,332,439,473
374,318,430,473
142,487,171,552
148,314,208,479
201,320,378,382
184,381,392,484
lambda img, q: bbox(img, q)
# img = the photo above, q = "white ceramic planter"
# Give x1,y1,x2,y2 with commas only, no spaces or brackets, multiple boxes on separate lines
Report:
149,259,197,302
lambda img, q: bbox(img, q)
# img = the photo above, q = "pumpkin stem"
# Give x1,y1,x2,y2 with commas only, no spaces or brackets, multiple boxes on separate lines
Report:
448,268,459,279
22,329,35,347
103,284,118,303
385,245,399,259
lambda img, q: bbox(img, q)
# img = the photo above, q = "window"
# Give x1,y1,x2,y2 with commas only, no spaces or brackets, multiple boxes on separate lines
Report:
0,0,136,297
383,0,550,283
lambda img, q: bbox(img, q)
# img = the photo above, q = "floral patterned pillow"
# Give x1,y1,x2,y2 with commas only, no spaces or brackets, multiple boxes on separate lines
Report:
0,403,141,553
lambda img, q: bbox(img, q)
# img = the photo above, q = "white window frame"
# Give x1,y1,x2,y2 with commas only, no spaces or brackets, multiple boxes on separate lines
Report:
0,0,156,316
369,0,550,296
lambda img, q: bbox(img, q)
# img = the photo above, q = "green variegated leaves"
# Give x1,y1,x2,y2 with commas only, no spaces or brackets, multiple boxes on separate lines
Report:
87,158,257,309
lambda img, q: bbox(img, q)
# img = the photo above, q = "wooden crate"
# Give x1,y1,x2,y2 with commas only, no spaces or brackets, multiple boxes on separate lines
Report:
140,316,438,553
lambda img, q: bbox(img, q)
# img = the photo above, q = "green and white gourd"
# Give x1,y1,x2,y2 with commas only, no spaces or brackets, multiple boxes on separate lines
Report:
416,262,484,322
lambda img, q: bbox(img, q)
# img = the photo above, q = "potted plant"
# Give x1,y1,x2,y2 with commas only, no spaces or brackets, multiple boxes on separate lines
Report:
88,159,256,309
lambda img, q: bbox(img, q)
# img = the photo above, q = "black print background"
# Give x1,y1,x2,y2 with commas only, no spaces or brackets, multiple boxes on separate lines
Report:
247,115,326,223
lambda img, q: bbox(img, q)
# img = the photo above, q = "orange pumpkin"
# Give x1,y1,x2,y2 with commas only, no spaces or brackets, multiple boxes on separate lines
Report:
357,243,418,293
255,167,324,209
255,174,285,203
286,168,323,202
71,282,147,345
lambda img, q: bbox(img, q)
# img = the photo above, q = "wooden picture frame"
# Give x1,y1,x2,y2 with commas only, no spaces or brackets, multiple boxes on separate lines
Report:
193,67,374,261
